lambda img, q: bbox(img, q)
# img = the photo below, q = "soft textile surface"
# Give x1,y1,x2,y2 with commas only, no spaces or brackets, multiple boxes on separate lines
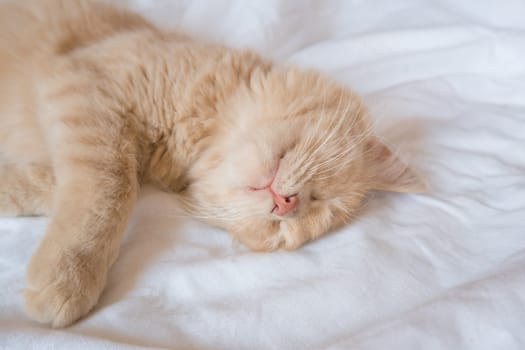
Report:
1,1,525,349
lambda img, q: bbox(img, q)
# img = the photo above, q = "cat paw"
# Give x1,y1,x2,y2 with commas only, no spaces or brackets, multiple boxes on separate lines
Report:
231,220,310,252
24,246,105,327
277,221,309,250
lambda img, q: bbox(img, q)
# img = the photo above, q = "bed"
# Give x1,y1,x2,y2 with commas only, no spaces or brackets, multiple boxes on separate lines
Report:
1,0,525,349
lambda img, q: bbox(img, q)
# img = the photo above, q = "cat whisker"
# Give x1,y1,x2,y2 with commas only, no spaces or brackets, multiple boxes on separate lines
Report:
291,98,359,181
312,121,377,176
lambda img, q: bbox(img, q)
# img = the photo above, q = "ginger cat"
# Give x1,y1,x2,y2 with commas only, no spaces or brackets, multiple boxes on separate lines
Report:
0,0,423,327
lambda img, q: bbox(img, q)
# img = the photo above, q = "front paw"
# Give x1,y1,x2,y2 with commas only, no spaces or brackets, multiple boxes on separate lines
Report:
233,220,309,252
277,221,311,250
24,245,106,327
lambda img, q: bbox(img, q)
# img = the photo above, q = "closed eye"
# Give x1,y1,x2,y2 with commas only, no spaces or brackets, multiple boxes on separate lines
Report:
310,192,319,201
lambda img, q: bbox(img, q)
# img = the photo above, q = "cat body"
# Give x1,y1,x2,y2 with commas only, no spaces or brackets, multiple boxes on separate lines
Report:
0,0,422,327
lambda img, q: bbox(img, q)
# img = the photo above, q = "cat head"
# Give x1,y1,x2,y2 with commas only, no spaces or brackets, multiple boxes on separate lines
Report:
184,67,424,251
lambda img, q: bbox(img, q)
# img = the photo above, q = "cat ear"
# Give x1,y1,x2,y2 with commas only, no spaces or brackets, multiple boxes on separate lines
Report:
366,137,426,193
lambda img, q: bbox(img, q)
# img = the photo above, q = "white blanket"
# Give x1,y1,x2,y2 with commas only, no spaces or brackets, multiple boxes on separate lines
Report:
2,1,525,349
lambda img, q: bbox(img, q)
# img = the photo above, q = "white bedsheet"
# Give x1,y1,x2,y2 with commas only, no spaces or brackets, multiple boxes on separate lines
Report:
1,0,525,349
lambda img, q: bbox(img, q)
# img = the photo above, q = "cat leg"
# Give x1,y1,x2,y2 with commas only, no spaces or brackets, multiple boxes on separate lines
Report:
0,163,55,216
24,111,140,327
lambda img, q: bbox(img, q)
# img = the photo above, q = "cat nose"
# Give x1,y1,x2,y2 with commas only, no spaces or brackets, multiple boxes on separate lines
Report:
272,193,298,216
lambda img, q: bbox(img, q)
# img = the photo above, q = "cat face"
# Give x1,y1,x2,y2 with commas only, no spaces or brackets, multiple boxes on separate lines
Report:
185,69,424,251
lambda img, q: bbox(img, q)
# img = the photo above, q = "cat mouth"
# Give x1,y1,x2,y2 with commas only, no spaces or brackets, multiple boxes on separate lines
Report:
246,158,299,216
250,181,299,216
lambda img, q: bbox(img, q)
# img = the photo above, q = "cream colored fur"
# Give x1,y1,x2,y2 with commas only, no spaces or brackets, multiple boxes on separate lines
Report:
0,0,423,327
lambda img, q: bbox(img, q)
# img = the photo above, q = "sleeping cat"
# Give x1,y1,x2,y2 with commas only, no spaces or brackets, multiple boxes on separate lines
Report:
0,0,424,327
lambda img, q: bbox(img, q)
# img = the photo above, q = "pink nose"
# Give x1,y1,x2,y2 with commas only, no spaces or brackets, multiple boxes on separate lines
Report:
272,193,298,216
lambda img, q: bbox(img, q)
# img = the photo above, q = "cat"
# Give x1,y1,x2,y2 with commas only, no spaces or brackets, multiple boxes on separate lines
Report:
0,0,424,327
